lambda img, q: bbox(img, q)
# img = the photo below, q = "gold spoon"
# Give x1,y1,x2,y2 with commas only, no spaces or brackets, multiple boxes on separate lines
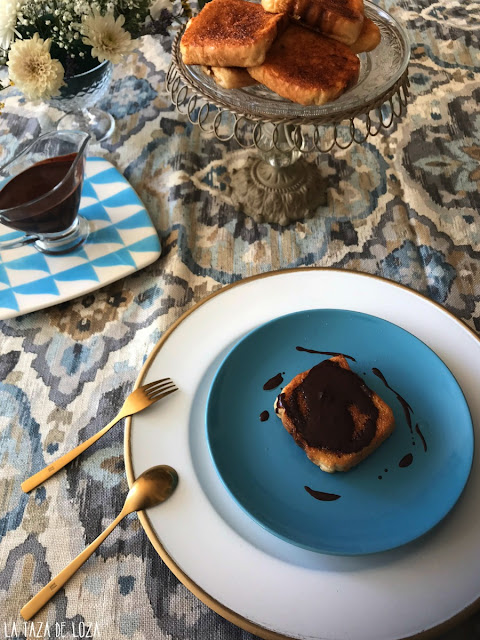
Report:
20,465,178,621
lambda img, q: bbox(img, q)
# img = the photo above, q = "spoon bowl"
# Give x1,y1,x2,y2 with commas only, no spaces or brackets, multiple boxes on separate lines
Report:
124,465,179,514
21,464,178,620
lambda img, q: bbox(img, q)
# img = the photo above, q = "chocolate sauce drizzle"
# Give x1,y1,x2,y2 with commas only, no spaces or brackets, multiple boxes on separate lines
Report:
305,486,341,501
282,359,378,454
259,410,269,422
415,423,427,452
372,368,414,433
399,453,413,468
296,346,356,362
263,373,284,391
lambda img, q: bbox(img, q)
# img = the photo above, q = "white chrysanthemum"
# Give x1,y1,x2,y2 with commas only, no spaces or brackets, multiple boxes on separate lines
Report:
0,0,23,51
81,9,134,64
149,0,172,20
7,33,65,100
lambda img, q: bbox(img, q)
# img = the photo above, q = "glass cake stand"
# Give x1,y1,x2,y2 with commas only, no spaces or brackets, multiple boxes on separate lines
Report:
166,0,410,225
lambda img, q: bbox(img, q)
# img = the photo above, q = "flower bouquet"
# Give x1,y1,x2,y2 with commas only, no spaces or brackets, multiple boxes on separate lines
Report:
0,0,177,137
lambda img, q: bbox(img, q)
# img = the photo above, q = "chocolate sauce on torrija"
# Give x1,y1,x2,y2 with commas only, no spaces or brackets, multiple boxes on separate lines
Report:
268,355,424,500
278,358,378,454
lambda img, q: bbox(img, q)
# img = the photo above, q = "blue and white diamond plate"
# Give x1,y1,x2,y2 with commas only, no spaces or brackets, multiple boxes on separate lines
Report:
0,157,161,320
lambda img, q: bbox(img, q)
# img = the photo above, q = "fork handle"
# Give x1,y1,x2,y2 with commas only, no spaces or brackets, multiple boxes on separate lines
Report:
20,508,127,620
21,411,128,493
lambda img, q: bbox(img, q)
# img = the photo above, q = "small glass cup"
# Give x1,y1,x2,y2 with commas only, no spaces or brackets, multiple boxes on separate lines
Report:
0,130,90,254
51,60,115,143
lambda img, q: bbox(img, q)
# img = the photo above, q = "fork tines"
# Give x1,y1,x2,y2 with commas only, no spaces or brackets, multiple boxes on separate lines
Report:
143,378,170,390
144,378,178,401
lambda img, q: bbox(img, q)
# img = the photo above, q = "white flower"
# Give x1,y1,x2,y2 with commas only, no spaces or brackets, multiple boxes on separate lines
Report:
7,33,65,100
149,0,172,20
0,0,23,51
81,9,134,64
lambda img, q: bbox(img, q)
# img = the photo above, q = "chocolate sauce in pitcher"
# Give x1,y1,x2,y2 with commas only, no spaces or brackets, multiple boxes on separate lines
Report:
0,153,81,233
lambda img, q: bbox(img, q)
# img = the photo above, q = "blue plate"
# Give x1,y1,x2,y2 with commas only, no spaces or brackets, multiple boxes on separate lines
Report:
205,309,474,555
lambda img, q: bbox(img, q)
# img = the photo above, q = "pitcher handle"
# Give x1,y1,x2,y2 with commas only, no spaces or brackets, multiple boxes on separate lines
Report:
0,234,38,250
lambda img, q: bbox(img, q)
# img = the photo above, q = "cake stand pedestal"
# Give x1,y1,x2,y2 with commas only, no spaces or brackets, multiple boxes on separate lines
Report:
166,0,410,225
229,155,326,225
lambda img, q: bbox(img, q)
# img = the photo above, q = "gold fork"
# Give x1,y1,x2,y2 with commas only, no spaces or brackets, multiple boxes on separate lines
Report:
21,379,177,494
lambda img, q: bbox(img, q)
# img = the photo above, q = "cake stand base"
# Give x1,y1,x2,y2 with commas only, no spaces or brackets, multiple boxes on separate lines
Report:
228,156,326,226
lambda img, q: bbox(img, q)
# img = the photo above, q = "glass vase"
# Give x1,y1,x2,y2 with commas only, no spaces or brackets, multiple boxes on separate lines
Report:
50,60,115,143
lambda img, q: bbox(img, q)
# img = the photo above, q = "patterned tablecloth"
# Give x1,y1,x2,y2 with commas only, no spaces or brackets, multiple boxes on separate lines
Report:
0,0,479,638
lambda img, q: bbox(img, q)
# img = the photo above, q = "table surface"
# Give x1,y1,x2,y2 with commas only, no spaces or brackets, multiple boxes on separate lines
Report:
0,0,479,638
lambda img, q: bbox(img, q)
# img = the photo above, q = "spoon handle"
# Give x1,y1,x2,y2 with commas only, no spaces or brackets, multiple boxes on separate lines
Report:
20,509,126,620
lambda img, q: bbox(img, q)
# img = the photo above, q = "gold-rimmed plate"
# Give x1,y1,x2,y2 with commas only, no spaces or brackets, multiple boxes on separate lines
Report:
125,268,480,640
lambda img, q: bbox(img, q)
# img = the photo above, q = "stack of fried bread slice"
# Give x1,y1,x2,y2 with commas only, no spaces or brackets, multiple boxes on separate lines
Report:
201,65,259,89
249,24,360,105
180,0,380,103
349,17,381,53
262,0,363,45
261,0,381,51
180,0,287,67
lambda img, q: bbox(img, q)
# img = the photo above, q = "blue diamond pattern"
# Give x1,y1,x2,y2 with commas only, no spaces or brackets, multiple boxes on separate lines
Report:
0,264,10,286
87,226,124,245
80,202,111,222
0,288,18,311
91,248,136,268
80,180,99,201
13,276,60,296
100,189,143,209
115,212,151,230
91,167,123,184
0,157,161,319
0,229,24,242
3,253,50,272
127,236,165,253
53,263,99,282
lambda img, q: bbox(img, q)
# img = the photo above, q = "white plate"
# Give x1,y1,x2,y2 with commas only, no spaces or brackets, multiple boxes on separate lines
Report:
125,269,480,640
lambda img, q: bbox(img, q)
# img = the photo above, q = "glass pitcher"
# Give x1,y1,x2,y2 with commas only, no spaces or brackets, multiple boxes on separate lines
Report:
0,130,90,254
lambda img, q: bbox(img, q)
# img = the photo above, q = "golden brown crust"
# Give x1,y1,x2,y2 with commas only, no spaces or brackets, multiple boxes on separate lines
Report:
349,17,381,53
261,0,294,12
274,355,395,473
248,24,360,106
201,65,259,89
261,0,364,45
180,0,287,68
